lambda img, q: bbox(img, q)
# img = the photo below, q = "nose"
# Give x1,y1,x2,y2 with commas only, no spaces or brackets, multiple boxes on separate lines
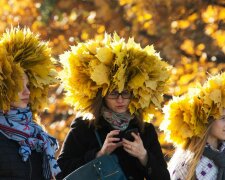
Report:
23,86,30,95
116,95,124,102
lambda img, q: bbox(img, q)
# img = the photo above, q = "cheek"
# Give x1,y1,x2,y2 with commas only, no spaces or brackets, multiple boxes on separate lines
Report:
105,99,114,109
125,99,131,106
211,122,223,135
17,92,23,98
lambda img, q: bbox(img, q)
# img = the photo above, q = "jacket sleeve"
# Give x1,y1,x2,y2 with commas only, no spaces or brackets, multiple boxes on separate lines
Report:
56,119,100,179
137,123,170,180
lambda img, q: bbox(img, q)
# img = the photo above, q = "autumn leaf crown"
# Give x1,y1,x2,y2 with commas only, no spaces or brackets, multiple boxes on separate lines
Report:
59,32,171,120
0,27,57,112
160,72,225,148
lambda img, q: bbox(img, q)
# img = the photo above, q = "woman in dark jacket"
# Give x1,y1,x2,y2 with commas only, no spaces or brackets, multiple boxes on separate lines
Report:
0,27,60,179
57,116,169,179
57,33,171,180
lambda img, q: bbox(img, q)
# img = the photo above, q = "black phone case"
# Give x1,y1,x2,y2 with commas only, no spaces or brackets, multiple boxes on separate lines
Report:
123,128,138,141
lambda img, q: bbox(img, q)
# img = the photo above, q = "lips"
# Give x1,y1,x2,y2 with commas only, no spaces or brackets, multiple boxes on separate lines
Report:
116,105,125,108
21,99,29,103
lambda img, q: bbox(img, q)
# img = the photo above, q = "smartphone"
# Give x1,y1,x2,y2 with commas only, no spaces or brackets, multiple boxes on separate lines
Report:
123,128,138,141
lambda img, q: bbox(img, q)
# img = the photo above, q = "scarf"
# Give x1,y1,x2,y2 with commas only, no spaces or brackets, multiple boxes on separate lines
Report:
203,144,225,180
101,106,133,131
0,107,61,179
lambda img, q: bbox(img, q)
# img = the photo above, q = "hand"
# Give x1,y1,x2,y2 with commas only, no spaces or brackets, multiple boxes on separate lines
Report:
122,132,148,166
96,130,122,157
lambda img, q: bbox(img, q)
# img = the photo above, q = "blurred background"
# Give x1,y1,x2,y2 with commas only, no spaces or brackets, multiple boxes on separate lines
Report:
1,0,225,160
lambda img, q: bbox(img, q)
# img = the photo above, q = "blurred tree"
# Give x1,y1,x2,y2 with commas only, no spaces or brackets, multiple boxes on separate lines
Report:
0,0,225,157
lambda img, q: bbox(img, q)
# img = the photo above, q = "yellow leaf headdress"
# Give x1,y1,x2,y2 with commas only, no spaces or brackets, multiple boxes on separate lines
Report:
160,72,225,148
60,33,171,120
0,27,57,112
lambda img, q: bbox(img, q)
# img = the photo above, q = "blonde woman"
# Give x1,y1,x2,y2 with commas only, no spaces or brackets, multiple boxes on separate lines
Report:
160,73,225,180
0,27,61,179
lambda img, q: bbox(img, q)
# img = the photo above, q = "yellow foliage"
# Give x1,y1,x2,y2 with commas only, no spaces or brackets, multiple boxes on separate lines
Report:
59,33,171,121
213,30,225,52
202,5,219,23
0,27,57,112
1,0,224,155
90,63,110,85
161,73,225,148
177,20,190,29
81,32,89,40
180,39,195,55
96,47,114,65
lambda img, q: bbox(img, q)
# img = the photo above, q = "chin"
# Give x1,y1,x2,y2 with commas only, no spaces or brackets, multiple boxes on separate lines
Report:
12,104,28,109
115,110,127,113
20,104,28,108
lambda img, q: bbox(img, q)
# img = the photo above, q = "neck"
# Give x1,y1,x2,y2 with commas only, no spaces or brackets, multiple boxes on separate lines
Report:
207,134,219,149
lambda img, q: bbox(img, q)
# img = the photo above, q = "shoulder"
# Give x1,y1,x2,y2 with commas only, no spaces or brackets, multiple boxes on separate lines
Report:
168,148,190,179
70,117,91,129
143,122,157,134
69,117,94,136
144,122,155,129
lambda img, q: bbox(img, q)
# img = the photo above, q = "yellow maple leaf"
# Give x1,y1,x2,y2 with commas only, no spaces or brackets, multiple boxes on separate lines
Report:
96,47,114,66
128,72,146,89
113,65,126,92
145,80,157,90
209,89,221,104
86,41,100,55
90,63,110,85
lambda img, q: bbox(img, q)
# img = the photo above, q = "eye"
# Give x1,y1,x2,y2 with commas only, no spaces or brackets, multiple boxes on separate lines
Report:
110,91,119,95
122,90,129,94
221,116,225,121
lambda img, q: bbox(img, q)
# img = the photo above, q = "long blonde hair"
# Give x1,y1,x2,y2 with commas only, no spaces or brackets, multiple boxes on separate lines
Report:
169,122,213,180
186,129,210,179
187,118,215,180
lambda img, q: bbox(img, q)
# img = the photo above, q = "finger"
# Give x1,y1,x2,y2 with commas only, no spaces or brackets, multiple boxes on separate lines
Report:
123,146,136,156
115,141,123,148
131,132,139,141
107,130,120,138
105,142,118,149
123,142,132,149
108,137,120,142
122,138,131,144
131,132,141,143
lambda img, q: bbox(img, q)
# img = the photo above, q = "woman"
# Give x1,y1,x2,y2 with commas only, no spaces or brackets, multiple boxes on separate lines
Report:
160,73,225,180
57,33,171,180
0,27,61,179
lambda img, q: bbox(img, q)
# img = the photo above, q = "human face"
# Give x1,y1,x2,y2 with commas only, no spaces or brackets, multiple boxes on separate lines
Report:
207,110,225,148
105,90,131,113
10,74,30,108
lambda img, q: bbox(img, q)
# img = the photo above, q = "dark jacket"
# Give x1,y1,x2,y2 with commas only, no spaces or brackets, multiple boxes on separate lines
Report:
57,117,170,180
0,132,45,180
